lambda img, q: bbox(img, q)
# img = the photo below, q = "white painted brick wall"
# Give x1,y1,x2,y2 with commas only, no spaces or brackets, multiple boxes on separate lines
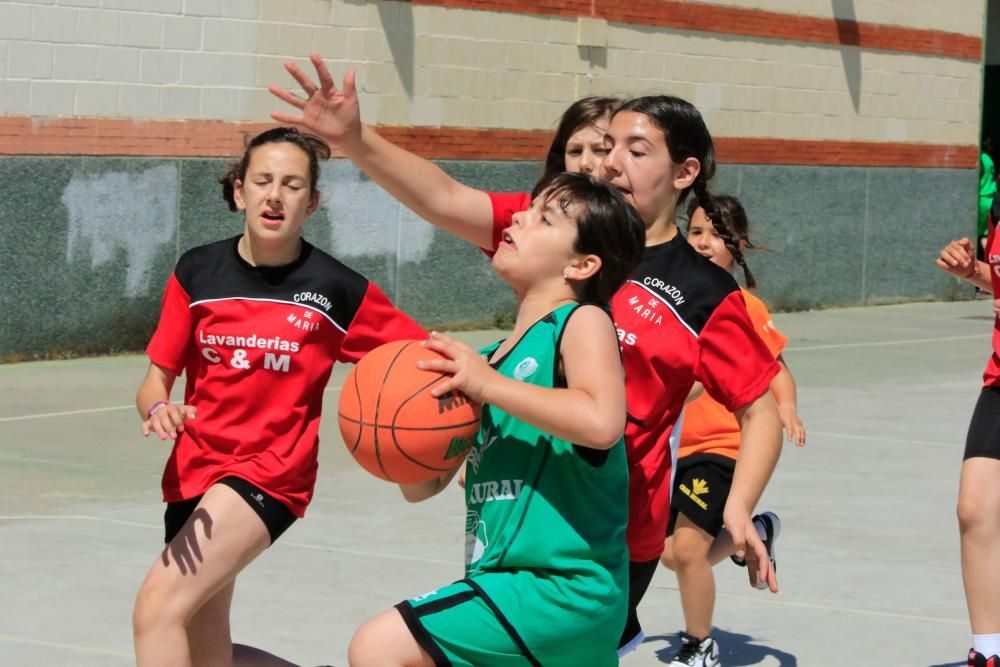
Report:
77,9,121,46
30,80,76,115
10,41,53,79
120,11,163,48
76,81,120,115
32,5,80,43
0,0,982,146
140,49,181,84
119,82,161,116
54,44,100,79
163,15,202,50
158,83,200,116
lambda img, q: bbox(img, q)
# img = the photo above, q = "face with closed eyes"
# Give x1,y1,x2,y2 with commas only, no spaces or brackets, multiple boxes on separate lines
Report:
602,110,701,240
233,142,319,251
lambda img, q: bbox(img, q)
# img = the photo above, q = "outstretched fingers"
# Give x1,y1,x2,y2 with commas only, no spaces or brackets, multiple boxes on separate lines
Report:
284,59,320,97
310,52,337,94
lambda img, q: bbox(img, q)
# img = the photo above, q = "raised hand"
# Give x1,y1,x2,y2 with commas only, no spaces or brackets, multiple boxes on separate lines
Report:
268,53,362,149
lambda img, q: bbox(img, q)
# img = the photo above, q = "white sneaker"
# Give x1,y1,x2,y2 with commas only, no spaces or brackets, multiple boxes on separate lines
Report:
669,632,721,667
617,629,645,657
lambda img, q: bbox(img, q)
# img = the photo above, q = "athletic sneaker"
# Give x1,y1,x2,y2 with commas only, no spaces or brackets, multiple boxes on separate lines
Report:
729,511,781,590
668,632,720,667
968,648,1000,667
617,629,646,658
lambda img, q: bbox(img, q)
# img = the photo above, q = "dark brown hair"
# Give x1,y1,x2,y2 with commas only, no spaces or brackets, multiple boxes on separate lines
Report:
541,172,645,303
533,96,621,198
219,127,331,212
686,193,757,289
615,95,716,212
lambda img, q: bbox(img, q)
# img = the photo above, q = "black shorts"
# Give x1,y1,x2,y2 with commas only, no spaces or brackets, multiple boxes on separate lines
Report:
667,453,735,538
163,476,296,545
965,386,1000,460
618,558,659,648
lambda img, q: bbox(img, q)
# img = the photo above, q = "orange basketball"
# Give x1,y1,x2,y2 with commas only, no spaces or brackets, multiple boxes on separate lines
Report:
338,339,481,483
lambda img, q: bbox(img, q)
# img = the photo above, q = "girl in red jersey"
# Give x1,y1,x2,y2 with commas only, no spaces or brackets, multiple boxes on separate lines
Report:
133,127,424,667
656,193,805,666
936,200,1000,667
270,54,783,657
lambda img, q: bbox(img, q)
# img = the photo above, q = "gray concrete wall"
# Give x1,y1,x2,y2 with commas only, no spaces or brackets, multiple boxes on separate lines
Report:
1,157,978,360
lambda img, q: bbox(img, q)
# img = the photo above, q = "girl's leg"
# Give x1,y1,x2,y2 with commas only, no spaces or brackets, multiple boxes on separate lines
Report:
187,581,235,667
959,457,1000,634
348,608,436,667
671,514,716,639
133,483,272,667
661,534,730,571
185,580,300,667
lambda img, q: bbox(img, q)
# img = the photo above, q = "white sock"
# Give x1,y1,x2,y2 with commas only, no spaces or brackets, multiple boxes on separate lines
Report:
974,633,1000,657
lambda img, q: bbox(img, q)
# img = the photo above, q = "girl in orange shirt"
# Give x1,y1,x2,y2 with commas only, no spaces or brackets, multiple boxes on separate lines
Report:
659,194,806,666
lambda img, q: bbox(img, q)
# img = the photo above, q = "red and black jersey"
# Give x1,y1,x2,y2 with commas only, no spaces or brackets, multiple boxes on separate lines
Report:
146,236,426,517
614,237,778,560
984,204,1000,387
487,192,778,561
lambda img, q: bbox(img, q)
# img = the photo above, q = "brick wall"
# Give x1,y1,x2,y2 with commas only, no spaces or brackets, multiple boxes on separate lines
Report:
0,0,985,157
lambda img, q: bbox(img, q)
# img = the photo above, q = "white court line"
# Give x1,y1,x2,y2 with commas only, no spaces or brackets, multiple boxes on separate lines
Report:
0,405,133,423
0,385,343,423
715,590,966,625
787,333,988,352
0,515,160,529
653,583,965,626
0,634,132,659
0,514,459,566
281,540,460,566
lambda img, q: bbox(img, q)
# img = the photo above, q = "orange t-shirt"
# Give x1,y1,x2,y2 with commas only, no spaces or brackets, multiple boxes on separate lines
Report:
677,289,788,460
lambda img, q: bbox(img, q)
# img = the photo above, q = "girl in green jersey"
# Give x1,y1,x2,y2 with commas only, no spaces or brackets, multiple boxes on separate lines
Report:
347,173,644,666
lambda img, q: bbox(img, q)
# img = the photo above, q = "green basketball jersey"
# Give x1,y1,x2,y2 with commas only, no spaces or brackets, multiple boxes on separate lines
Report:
463,303,629,657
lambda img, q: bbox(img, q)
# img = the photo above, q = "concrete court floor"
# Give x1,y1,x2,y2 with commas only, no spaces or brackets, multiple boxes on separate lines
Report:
0,299,994,667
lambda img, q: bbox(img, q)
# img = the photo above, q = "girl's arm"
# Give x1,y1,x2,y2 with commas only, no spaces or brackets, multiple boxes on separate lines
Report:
723,390,783,592
399,466,462,503
770,358,806,446
937,237,993,292
420,307,626,450
270,54,496,249
136,363,196,440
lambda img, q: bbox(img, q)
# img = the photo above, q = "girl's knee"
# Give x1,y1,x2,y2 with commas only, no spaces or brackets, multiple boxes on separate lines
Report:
347,620,381,667
660,539,676,570
671,531,711,568
133,572,189,637
957,493,992,534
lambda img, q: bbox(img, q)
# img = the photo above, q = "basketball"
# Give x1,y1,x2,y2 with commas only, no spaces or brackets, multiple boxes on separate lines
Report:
338,339,481,483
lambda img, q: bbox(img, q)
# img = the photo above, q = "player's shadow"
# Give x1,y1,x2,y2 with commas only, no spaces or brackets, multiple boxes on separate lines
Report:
926,662,966,667
648,629,798,666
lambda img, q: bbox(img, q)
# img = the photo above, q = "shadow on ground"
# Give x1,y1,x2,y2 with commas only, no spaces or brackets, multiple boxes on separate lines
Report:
647,629,798,666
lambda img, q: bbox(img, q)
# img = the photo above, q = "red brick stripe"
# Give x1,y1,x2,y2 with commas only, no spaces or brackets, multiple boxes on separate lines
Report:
0,117,976,168
402,0,982,61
